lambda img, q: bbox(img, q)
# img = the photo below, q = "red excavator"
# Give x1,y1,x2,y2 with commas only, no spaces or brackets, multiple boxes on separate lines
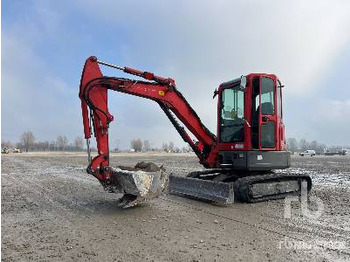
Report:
79,56,311,207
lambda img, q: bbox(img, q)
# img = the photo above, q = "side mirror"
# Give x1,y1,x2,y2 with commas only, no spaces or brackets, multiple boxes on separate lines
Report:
213,89,218,99
240,76,247,90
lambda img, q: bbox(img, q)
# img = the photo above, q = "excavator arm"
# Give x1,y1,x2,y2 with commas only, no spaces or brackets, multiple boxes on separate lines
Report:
79,56,218,176
79,56,219,206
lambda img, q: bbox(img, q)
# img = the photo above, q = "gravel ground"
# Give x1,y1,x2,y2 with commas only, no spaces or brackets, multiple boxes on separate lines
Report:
1,152,350,261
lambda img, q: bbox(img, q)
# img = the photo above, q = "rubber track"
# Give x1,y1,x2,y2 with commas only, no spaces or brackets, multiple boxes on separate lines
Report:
235,173,312,203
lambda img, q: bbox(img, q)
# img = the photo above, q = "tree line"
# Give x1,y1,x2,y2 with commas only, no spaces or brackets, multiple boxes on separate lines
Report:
1,131,84,152
1,131,191,153
4,131,345,154
286,138,348,154
129,139,191,153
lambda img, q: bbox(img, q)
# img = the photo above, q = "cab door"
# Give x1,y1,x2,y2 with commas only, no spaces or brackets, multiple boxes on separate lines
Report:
259,77,276,150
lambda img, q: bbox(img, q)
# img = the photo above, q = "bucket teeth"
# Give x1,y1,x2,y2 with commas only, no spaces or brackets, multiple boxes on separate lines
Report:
117,194,145,208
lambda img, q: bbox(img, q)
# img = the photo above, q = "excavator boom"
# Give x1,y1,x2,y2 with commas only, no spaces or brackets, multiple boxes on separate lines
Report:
79,56,221,206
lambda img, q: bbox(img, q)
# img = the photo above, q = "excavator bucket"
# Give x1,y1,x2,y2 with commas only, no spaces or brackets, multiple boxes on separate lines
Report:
107,162,169,208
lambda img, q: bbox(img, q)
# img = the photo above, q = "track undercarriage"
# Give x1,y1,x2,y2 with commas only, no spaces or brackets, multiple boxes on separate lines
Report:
169,169,312,204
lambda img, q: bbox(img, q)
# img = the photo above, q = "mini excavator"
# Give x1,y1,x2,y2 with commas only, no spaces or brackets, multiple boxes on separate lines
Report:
79,56,311,208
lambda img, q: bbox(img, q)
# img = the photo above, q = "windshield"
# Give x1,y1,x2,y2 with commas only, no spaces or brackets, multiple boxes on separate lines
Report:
220,87,245,143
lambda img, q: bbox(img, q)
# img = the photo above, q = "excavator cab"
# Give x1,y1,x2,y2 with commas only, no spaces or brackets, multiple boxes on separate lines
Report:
216,74,291,171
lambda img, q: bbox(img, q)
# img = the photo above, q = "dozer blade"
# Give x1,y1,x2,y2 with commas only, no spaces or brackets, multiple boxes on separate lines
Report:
168,175,235,204
107,162,169,208
235,173,312,203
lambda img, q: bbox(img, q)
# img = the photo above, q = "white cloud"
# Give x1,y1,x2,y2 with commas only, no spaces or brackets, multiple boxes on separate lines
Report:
77,0,350,145
323,100,350,119
2,0,350,147
286,99,350,145
310,99,350,145
78,0,350,95
2,31,79,142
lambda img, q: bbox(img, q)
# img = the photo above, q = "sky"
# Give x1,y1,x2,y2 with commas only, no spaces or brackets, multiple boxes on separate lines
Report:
2,0,350,149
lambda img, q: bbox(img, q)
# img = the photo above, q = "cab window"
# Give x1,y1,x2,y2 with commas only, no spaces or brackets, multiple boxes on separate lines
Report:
220,88,245,143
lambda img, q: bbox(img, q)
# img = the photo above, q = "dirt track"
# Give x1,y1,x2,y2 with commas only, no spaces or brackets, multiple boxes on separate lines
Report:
2,152,350,261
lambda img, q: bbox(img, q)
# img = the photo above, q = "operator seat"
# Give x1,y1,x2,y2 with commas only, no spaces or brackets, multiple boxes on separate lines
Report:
261,102,274,115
